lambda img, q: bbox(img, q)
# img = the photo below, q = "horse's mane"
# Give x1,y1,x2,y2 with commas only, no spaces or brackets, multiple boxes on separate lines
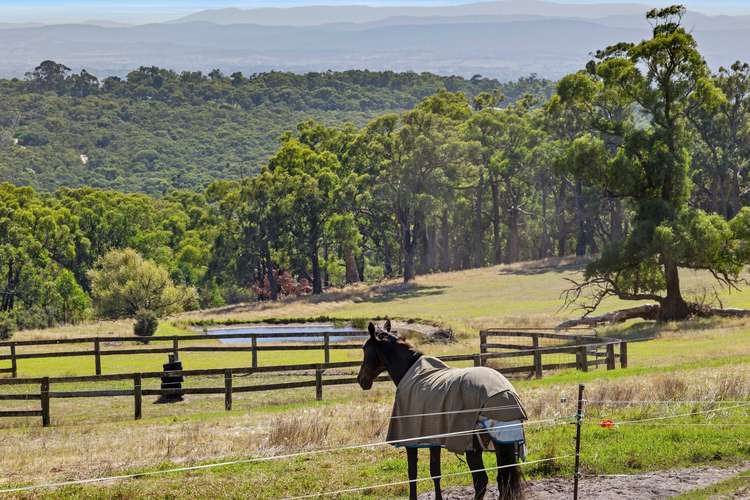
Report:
393,334,423,360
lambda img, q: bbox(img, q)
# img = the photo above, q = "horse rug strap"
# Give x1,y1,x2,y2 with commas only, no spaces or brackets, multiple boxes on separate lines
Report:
387,356,527,453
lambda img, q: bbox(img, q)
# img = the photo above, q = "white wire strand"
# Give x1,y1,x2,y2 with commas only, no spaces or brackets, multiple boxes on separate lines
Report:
282,455,575,500
588,401,750,426
0,417,564,495
585,400,750,405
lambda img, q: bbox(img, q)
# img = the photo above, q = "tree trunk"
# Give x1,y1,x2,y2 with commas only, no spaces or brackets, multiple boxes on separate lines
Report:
490,177,503,264
659,260,690,321
540,182,550,259
401,217,416,282
264,243,278,301
556,181,568,257
505,207,520,264
344,247,360,284
383,230,393,277
356,251,365,283
610,199,625,243
310,237,322,294
440,209,451,272
404,243,416,282
473,171,485,267
323,242,330,288
574,180,586,257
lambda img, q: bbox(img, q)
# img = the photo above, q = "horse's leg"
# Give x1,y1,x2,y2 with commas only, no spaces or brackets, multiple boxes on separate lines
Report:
466,436,488,500
430,447,442,499
495,444,524,500
407,447,419,500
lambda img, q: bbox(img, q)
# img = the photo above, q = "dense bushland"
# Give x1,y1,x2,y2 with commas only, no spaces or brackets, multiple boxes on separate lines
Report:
0,64,551,194
2,5,750,334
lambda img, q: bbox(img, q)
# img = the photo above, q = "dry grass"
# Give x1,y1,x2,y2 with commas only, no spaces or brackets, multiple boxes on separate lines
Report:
3,363,749,489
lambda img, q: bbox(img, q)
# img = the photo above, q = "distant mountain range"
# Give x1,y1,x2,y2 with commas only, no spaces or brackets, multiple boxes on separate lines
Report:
168,1,650,26
1,0,750,81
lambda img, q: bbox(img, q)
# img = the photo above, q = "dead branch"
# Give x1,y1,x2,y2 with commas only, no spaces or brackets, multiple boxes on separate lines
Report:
556,304,660,329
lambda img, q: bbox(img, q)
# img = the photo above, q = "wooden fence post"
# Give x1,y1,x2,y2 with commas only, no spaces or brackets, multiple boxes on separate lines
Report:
94,339,101,376
10,344,17,378
323,334,330,365
479,331,487,367
473,354,481,367
315,367,323,401
251,336,258,369
40,377,50,427
620,341,628,369
577,347,589,372
532,334,542,379
134,373,142,420
606,344,616,370
225,369,233,411
172,339,179,360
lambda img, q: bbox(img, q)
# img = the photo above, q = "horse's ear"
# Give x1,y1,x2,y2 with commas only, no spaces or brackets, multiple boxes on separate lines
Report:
384,319,391,332
368,322,376,338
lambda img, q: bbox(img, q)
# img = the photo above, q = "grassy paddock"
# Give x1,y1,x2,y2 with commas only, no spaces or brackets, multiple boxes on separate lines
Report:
3,260,750,497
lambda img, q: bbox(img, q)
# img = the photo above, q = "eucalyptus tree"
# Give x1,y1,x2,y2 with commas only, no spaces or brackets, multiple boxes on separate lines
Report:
565,5,750,321
362,92,471,281
689,61,750,219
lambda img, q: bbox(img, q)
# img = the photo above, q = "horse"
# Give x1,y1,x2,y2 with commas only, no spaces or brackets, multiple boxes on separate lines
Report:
358,320,526,500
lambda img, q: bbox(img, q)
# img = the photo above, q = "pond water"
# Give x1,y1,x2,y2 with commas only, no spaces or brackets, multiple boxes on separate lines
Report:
206,324,367,344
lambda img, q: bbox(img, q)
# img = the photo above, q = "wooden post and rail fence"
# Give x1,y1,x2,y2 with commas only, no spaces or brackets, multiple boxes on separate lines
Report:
0,331,369,378
0,329,627,427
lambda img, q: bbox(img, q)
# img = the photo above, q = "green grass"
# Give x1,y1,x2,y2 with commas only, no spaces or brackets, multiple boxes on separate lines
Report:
675,473,750,499
4,260,750,498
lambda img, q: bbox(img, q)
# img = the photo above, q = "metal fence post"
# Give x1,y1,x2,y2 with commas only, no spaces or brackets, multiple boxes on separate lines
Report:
573,384,585,500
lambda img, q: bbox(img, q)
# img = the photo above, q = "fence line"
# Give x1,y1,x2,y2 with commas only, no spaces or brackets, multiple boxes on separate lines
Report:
0,417,567,494
0,330,369,377
586,400,750,405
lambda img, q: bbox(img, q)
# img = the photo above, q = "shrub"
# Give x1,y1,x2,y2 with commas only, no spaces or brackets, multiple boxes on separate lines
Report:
0,312,15,340
133,309,159,337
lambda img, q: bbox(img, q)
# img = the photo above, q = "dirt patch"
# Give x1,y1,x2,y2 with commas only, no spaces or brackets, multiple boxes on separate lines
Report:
417,464,750,499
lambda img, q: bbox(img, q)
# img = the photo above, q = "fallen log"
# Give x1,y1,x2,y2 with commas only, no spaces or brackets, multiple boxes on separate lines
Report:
558,304,750,330
694,307,750,319
556,304,660,330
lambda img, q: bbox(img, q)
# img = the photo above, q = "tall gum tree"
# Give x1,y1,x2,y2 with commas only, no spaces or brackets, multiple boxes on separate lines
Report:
564,5,750,322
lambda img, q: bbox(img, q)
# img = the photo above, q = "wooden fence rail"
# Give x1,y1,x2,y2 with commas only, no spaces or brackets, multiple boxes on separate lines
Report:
478,329,627,379
0,334,628,427
0,330,368,377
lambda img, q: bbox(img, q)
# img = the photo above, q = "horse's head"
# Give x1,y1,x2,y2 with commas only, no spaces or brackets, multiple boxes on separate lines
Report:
357,320,421,390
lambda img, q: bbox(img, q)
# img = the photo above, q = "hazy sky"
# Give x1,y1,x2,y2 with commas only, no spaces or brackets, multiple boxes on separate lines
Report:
2,0,750,24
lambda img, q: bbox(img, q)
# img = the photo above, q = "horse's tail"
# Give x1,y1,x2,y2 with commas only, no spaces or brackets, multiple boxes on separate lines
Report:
497,443,526,500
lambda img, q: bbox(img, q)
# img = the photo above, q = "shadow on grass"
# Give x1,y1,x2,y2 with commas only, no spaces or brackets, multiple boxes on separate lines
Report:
357,284,448,303
196,282,448,316
608,317,730,341
497,257,588,276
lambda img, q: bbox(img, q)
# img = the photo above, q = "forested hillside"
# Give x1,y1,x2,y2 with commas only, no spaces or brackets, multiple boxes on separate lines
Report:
0,64,552,194
3,7,750,337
